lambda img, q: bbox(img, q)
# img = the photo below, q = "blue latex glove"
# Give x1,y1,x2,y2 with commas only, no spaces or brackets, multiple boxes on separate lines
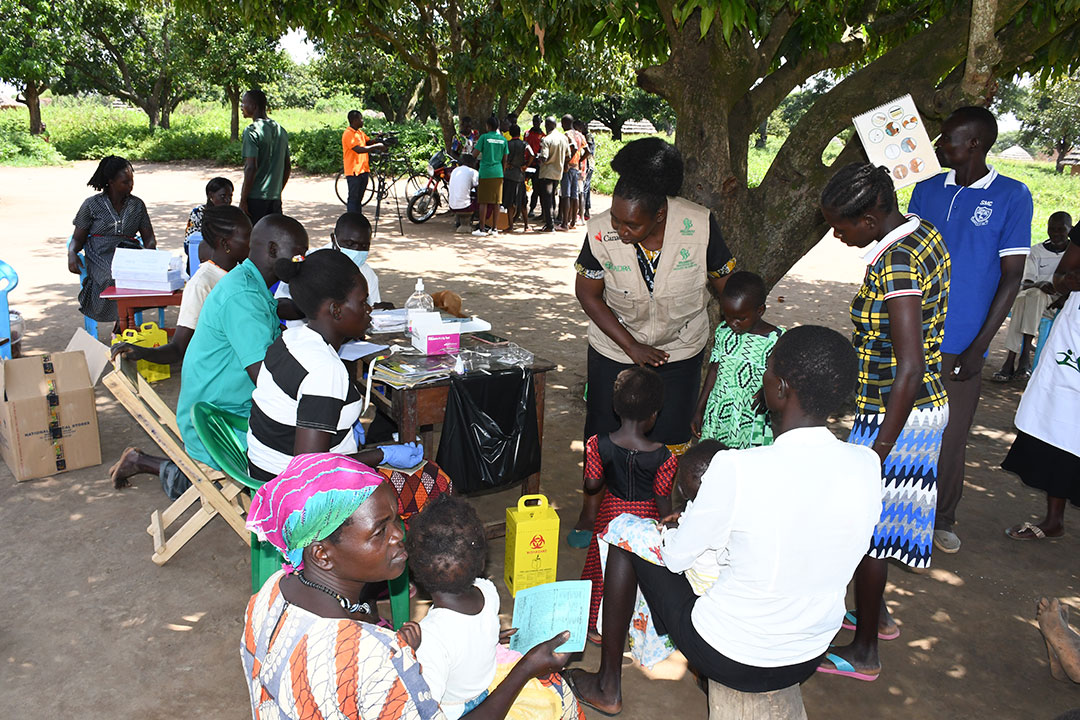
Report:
378,442,424,469
352,419,366,447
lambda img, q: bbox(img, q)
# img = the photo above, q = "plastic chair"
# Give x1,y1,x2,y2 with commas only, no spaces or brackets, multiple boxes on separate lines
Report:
186,232,203,278
189,401,279,593
190,401,411,625
0,259,18,360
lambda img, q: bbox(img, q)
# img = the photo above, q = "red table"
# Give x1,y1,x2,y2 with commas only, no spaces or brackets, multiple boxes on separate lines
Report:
100,287,184,335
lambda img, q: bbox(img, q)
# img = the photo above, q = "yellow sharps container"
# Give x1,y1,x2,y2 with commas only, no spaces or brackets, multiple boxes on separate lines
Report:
504,494,560,596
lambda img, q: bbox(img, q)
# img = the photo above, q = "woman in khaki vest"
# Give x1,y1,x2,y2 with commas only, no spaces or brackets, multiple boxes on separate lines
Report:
567,138,737,548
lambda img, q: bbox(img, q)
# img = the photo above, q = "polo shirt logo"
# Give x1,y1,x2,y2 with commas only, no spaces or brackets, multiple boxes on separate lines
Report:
971,202,993,226
680,218,695,236
1056,348,1080,374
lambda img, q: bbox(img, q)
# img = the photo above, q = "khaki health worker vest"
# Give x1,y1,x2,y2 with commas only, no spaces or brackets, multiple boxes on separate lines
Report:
585,196,712,364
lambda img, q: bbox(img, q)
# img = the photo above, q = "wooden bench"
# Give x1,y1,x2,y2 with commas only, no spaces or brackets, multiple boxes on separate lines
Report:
103,367,250,565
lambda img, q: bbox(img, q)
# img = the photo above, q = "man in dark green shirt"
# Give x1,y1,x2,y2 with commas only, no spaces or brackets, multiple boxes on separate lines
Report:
239,89,290,225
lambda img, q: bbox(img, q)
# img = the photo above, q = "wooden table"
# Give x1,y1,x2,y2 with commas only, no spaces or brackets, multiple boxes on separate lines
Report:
100,287,184,335
365,353,556,499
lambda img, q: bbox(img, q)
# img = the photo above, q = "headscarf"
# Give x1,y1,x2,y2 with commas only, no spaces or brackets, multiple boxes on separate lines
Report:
247,453,385,571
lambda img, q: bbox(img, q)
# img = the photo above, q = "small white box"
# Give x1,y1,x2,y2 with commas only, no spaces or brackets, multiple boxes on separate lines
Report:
410,313,461,354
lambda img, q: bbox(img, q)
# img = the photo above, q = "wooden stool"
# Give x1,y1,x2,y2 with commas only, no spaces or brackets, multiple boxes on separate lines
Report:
707,680,807,720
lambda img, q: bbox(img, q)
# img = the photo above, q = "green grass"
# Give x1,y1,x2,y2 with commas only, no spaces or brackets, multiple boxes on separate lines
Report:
0,100,443,175
0,111,66,166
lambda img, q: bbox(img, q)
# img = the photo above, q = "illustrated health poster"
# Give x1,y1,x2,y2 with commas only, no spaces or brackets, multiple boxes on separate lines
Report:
852,94,940,190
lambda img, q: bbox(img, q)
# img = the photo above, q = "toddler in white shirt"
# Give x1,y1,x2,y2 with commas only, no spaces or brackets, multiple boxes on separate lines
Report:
400,495,499,720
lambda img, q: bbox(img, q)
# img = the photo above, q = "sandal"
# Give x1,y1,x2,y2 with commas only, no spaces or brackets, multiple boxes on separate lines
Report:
1016,368,1032,380
990,370,1013,383
815,652,880,682
1005,522,1062,540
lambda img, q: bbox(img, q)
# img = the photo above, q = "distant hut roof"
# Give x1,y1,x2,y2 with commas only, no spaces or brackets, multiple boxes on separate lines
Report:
997,145,1033,161
1062,148,1080,166
586,118,658,135
620,119,658,135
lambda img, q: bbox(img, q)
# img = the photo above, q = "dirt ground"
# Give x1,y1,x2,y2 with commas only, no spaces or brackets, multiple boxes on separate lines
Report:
1,161,1077,719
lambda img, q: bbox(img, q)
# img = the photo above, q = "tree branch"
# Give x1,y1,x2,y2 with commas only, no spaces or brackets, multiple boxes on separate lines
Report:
746,36,865,131
357,15,433,74
753,7,796,76
961,0,1002,103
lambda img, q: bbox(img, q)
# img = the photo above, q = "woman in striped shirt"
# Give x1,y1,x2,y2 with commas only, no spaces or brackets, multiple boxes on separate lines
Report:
247,249,422,482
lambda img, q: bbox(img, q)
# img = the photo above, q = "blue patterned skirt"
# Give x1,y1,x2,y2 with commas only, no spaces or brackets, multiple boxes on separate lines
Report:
848,403,949,568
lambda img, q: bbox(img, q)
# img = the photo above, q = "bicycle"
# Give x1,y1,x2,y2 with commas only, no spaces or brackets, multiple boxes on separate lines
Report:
334,133,426,210
406,149,457,224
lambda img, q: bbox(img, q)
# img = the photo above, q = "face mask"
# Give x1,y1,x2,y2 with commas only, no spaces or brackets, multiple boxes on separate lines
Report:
341,248,368,268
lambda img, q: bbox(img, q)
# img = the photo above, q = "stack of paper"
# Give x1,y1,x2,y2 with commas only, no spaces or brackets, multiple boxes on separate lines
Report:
370,309,408,334
111,248,185,292
371,354,457,388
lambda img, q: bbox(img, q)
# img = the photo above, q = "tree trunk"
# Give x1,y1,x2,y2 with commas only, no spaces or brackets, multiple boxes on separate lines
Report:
143,101,160,131
371,92,397,122
428,72,456,148
227,84,241,141
636,1,1029,288
458,81,497,125
754,119,768,149
395,77,425,124
497,94,508,120
513,85,539,118
962,0,1002,104
18,84,45,135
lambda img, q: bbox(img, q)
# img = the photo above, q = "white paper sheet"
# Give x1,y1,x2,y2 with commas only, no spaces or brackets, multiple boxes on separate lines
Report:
338,340,389,361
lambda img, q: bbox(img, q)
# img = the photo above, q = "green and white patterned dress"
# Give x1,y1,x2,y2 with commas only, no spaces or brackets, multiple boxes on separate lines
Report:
700,325,783,449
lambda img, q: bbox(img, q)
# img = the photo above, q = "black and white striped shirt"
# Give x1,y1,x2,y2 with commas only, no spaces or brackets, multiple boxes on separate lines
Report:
247,325,362,481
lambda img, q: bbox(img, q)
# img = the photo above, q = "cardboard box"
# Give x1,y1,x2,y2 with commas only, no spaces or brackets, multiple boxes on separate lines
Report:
0,352,102,481
505,494,560,596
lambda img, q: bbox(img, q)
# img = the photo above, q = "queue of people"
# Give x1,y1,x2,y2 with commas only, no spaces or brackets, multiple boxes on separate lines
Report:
65,95,1080,719
446,113,595,235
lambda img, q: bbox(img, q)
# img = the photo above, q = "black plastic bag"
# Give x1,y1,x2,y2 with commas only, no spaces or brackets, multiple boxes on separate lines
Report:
436,368,541,494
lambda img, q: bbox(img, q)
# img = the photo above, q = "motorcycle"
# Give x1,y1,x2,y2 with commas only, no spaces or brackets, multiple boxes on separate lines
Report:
406,149,457,223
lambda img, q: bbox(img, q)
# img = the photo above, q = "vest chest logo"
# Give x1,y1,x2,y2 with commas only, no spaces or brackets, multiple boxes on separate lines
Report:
596,230,621,243
679,218,695,236
971,201,993,227
673,247,698,271
603,260,632,272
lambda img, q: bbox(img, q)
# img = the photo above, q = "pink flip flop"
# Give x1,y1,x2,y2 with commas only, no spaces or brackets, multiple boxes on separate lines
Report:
815,652,880,682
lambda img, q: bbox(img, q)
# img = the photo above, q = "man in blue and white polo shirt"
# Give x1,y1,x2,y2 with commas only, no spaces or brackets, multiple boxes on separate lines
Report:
908,106,1032,554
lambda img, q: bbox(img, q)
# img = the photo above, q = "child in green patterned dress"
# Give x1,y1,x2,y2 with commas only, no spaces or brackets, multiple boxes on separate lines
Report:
691,271,783,448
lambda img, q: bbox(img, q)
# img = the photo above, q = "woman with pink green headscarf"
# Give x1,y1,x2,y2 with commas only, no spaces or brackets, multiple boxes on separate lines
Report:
241,453,577,720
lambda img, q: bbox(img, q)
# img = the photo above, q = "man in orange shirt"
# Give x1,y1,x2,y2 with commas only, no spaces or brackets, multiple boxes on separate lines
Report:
342,110,386,213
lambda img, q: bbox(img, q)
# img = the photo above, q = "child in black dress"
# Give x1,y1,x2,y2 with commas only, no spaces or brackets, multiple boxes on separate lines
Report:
578,366,676,640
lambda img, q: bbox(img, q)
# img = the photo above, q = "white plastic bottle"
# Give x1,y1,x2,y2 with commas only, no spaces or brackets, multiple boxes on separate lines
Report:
404,278,435,332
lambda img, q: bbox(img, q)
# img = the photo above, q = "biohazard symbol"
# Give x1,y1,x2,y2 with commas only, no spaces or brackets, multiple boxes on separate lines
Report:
530,534,545,550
